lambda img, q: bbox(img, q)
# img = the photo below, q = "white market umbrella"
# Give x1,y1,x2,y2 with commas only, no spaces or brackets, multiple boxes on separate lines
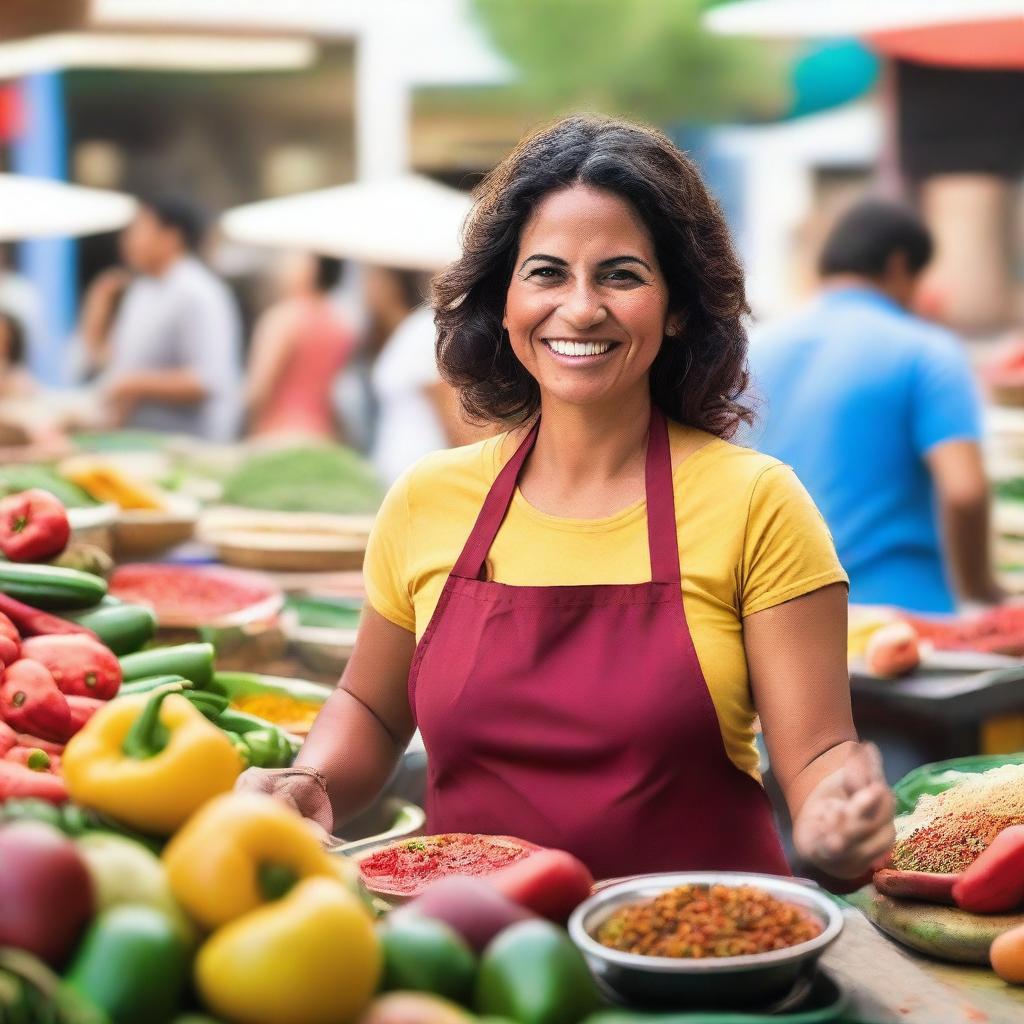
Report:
706,1,1023,37
705,0,1024,68
0,174,137,241
220,175,473,271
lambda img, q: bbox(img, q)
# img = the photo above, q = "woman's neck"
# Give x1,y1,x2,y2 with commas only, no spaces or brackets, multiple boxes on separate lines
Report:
515,388,654,517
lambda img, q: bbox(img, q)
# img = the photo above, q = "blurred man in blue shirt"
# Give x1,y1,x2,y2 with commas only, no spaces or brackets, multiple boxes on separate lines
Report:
748,199,1003,613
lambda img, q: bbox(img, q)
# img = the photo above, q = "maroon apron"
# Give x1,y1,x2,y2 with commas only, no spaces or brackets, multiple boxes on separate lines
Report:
408,408,790,880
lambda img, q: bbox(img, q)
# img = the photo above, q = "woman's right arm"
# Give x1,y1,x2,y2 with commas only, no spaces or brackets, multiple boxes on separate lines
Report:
236,605,417,836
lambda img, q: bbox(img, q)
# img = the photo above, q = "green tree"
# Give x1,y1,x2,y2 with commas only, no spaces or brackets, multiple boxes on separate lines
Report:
471,0,784,125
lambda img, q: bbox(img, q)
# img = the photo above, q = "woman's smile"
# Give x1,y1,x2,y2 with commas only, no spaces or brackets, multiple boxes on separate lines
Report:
540,337,622,363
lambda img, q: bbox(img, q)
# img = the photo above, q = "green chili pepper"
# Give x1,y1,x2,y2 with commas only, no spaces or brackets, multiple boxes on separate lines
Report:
224,727,297,769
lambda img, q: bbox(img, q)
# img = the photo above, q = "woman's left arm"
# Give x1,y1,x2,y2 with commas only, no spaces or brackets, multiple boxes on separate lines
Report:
745,582,895,879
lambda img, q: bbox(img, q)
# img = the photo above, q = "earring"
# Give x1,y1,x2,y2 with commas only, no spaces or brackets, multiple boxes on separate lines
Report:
665,325,678,337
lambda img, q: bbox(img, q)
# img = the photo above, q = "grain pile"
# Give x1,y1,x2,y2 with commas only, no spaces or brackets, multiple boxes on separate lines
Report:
892,764,1024,873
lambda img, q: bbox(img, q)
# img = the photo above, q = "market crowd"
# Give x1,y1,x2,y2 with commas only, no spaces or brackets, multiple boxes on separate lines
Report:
0,194,479,487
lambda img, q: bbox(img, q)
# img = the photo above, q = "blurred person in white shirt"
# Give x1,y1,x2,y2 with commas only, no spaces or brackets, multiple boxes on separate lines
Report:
75,194,242,441
365,266,477,484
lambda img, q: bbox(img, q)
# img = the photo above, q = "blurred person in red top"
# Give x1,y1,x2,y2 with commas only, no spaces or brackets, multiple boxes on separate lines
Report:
244,252,355,440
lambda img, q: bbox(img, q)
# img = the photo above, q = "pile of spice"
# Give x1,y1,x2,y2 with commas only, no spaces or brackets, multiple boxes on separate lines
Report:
596,883,823,959
892,764,1024,874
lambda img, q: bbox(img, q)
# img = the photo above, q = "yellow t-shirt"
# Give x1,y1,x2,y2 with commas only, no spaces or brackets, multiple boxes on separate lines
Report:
364,422,848,778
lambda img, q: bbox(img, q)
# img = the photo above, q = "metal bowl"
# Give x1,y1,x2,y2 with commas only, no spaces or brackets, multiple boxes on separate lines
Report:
567,872,844,1010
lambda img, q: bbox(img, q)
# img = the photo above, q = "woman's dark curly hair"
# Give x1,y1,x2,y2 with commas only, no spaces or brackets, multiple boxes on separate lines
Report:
433,115,753,439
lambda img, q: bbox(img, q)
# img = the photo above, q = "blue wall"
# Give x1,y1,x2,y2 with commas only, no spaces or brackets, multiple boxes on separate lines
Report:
12,72,75,386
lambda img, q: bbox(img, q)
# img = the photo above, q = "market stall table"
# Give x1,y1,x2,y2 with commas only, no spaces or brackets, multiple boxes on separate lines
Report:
850,663,1024,764
826,905,1024,1023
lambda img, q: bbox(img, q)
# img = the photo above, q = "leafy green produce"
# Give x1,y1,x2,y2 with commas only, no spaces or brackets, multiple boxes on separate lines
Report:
285,594,363,629
220,445,384,514
0,466,97,508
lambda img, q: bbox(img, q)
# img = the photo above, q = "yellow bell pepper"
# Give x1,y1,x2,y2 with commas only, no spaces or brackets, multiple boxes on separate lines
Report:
63,688,242,835
59,455,168,511
196,875,380,1024
163,792,355,932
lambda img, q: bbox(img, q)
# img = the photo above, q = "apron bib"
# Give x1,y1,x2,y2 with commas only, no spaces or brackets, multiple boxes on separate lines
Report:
409,408,790,880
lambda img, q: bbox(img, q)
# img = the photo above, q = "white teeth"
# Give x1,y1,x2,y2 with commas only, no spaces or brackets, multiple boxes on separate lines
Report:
547,340,612,357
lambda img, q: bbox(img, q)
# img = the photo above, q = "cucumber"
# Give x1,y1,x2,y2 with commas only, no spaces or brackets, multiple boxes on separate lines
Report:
119,643,215,689
60,599,156,656
0,562,107,610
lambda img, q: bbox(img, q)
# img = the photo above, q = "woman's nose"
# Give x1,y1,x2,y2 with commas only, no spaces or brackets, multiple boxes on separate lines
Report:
559,282,608,329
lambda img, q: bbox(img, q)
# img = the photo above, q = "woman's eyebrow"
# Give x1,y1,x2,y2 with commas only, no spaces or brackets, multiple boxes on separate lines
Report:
518,254,653,272
598,255,653,272
519,254,567,271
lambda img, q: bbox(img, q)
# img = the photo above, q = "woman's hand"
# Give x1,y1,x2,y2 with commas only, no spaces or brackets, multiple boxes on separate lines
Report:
235,766,335,843
792,743,895,879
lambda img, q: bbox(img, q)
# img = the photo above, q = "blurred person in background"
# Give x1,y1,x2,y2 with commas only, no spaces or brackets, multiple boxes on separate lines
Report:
244,252,355,440
0,312,35,400
748,198,1003,615
365,265,472,484
75,194,242,442
0,246,45,371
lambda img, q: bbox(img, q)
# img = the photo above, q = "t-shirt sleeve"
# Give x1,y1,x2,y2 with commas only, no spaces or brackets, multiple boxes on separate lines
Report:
362,467,417,632
911,333,982,455
740,464,849,617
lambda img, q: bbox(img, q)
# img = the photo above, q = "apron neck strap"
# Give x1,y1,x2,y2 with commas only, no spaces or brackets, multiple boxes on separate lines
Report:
451,406,681,584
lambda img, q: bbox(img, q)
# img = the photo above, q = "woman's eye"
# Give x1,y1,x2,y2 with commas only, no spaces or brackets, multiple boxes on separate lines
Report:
604,270,642,283
528,266,562,280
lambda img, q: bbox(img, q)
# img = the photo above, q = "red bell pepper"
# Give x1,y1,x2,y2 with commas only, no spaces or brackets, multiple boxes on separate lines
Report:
485,848,595,923
14,733,64,757
4,746,58,772
0,489,70,562
62,694,105,739
0,610,19,667
0,759,68,803
0,720,17,756
0,593,95,640
20,635,121,700
952,825,1024,914
0,660,71,743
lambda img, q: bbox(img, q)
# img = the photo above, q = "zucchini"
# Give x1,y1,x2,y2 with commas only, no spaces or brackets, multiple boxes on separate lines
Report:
119,643,215,689
0,562,107,610
60,599,156,656
211,671,330,705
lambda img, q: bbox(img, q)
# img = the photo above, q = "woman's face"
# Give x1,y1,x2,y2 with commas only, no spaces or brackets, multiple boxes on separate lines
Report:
504,184,678,412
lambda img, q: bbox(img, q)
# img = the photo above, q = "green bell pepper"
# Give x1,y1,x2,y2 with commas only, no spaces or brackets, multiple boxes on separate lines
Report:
65,904,191,1024
475,920,599,1024
379,914,477,1004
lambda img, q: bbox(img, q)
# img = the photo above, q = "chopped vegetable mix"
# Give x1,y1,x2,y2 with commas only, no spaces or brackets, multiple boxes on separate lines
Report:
596,883,823,959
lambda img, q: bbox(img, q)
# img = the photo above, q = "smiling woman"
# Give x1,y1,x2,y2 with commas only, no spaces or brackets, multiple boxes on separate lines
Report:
239,115,894,888
434,117,749,436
